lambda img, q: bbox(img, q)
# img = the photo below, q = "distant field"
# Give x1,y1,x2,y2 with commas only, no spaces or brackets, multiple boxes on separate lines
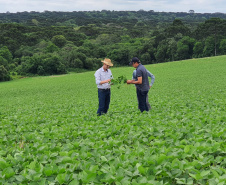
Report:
0,56,225,184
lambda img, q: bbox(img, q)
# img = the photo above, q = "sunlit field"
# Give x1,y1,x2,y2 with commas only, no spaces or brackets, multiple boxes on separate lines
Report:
0,56,225,184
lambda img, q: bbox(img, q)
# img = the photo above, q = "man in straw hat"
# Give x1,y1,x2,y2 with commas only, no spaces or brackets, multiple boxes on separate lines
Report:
94,58,113,116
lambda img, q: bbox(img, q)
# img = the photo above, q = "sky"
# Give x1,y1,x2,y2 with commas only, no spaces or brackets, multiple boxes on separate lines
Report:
0,0,226,14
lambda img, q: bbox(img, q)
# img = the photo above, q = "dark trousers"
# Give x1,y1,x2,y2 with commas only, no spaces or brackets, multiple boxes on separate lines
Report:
97,89,111,116
137,88,149,112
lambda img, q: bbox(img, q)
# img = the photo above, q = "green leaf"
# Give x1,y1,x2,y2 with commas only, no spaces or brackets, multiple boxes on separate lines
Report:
86,173,96,182
184,163,193,170
0,150,7,156
89,165,98,173
175,178,186,184
2,167,15,179
186,177,193,185
29,161,36,170
200,170,210,177
50,153,58,157
39,178,47,185
138,165,146,175
218,182,226,185
32,172,42,181
44,167,53,176
0,158,7,170
15,175,26,182
38,145,46,151
211,169,220,178
157,154,167,164
56,173,66,184
69,179,80,185
137,176,147,183
62,156,72,163
101,156,108,162
189,173,202,180
184,145,190,153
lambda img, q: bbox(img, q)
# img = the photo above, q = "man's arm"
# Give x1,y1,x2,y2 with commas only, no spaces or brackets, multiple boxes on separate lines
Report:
100,79,111,84
95,71,111,85
132,70,136,80
127,76,142,84
147,70,155,87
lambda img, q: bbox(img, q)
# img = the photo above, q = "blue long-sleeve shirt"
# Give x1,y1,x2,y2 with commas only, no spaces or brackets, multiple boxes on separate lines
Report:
132,69,155,86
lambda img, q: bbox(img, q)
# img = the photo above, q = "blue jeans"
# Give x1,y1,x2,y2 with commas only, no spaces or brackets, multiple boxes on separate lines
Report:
97,89,111,116
137,88,149,112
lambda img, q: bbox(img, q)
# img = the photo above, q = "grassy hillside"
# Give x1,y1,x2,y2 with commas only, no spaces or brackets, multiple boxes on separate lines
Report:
0,56,225,184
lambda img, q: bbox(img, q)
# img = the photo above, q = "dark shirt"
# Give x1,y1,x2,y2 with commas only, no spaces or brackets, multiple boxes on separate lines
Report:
135,64,150,91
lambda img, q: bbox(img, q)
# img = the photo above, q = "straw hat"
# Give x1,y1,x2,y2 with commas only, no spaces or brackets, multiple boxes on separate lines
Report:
101,58,113,66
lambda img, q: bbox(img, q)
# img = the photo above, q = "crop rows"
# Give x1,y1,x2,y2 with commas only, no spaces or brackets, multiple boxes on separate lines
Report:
0,56,226,184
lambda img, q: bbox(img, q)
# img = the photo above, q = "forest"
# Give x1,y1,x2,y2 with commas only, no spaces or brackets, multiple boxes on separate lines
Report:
1,10,226,81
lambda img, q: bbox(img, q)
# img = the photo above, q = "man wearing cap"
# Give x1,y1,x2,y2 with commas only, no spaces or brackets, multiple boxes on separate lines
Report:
94,58,113,116
132,69,155,110
127,57,150,112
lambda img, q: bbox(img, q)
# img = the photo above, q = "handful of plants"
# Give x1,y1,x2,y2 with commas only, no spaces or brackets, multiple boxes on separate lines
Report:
110,75,127,89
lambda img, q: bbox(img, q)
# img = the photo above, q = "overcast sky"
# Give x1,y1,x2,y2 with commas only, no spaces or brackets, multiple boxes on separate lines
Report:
0,0,226,14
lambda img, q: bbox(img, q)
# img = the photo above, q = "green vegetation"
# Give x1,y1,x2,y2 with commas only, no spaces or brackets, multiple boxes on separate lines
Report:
110,75,127,89
1,11,226,81
0,56,225,184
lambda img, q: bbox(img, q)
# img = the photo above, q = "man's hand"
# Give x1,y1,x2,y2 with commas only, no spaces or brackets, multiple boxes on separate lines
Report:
127,80,133,84
100,79,111,85
127,79,142,85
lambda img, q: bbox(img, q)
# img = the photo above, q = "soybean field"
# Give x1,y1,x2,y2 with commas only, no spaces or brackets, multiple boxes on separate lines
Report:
0,56,226,185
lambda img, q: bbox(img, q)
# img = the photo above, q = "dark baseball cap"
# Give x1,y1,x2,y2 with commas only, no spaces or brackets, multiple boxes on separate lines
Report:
129,57,140,65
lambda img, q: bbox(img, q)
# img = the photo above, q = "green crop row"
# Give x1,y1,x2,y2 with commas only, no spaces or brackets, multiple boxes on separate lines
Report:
0,56,225,184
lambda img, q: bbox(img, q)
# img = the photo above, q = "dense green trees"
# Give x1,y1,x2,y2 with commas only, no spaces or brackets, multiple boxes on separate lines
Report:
193,42,203,58
16,54,66,75
194,18,226,56
219,39,226,54
203,36,216,57
51,35,67,48
155,40,168,63
0,46,12,81
176,36,196,60
1,11,226,81
165,19,191,37
0,65,10,81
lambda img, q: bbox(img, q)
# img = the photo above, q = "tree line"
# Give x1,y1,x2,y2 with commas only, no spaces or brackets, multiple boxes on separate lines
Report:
1,10,226,81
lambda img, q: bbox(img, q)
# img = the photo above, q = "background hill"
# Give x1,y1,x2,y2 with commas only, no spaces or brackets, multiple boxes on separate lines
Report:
1,11,226,27
1,11,226,81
